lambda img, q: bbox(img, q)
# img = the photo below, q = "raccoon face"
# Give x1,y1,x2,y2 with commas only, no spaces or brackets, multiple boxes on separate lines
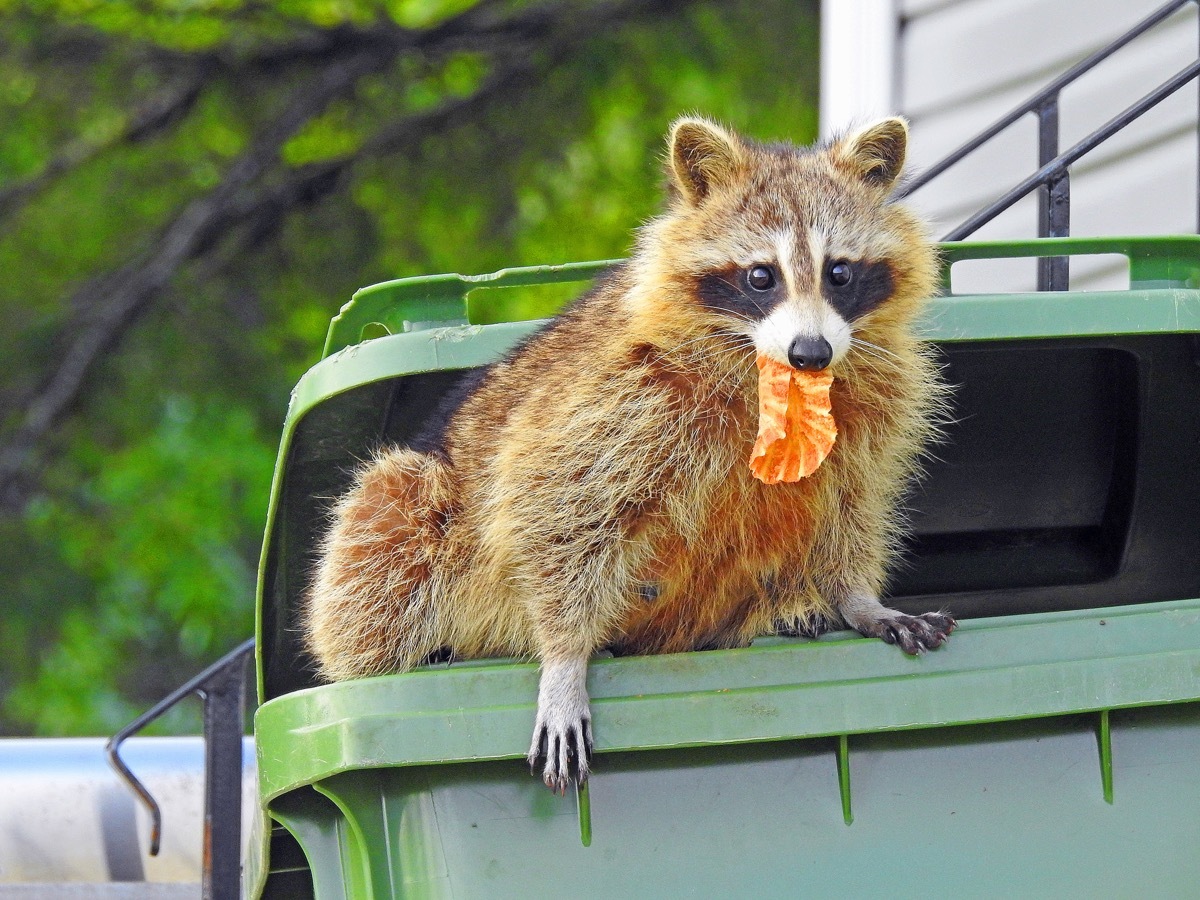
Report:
662,116,917,372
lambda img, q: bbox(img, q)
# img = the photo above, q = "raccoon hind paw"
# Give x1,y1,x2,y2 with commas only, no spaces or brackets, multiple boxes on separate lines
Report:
839,592,957,656
774,612,837,639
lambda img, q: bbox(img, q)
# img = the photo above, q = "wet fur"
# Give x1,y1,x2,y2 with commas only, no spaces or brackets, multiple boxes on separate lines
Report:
305,117,953,790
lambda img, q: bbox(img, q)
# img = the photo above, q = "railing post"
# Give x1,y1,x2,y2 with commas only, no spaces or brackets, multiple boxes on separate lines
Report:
106,638,254,900
942,60,1200,242
1038,98,1070,290
200,652,249,900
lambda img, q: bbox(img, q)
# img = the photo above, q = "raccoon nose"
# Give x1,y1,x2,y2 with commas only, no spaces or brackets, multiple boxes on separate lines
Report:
787,335,833,371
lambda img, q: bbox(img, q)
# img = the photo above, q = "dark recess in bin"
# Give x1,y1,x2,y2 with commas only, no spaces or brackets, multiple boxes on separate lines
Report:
892,342,1140,596
260,825,315,900
260,333,1200,701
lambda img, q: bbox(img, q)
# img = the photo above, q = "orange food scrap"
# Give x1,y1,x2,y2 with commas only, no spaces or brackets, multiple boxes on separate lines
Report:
749,354,837,484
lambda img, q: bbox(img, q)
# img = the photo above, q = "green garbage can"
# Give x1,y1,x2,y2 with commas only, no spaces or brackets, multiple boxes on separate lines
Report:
247,237,1200,899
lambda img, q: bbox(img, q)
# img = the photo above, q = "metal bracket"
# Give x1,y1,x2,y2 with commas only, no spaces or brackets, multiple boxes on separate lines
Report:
105,638,254,899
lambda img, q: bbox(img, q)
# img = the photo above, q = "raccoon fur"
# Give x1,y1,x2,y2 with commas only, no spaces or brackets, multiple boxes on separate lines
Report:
305,115,955,793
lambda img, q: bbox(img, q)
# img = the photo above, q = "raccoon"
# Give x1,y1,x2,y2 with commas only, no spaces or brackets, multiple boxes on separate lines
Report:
305,116,955,793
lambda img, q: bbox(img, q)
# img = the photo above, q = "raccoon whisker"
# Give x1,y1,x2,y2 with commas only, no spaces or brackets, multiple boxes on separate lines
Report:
704,274,773,318
713,310,758,330
850,336,904,363
680,330,749,353
854,357,911,388
846,349,895,376
851,350,897,374
848,337,893,360
663,329,754,360
844,342,886,366
692,293,760,328
710,337,757,366
711,331,756,351
848,340,904,375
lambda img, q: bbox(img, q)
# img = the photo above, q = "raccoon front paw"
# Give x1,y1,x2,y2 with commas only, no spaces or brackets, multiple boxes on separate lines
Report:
838,593,956,655
527,712,594,795
868,611,956,655
528,656,593,794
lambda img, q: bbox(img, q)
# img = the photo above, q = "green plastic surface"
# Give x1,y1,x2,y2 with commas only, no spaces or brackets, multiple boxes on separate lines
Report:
322,260,616,358
249,236,1200,898
256,599,1200,800
259,702,1200,898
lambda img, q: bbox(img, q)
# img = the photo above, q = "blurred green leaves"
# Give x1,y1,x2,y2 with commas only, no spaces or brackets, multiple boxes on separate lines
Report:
0,0,818,735
10,398,273,733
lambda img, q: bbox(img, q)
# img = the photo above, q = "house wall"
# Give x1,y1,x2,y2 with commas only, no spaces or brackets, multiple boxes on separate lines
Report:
823,0,1200,291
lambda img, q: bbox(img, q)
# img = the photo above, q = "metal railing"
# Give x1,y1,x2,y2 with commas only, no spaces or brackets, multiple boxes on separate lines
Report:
106,638,253,900
898,0,1200,290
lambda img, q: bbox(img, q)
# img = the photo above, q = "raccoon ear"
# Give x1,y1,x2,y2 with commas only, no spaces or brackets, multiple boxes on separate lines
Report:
668,117,745,204
835,117,909,190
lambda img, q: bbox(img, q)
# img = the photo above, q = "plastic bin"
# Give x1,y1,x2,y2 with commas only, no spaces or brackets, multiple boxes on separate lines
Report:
247,237,1200,898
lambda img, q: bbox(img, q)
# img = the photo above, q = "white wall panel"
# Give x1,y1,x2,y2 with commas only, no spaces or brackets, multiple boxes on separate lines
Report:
866,0,1200,291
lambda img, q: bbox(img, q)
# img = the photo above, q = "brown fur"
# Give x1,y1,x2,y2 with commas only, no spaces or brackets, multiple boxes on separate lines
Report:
304,116,951,787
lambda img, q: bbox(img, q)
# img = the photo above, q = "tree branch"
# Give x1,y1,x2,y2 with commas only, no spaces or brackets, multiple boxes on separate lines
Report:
0,0,698,513
0,48,390,510
0,70,208,226
0,0,519,228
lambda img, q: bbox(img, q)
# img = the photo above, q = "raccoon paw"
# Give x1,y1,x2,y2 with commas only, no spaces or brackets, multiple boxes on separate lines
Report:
870,611,956,655
527,713,593,795
774,612,836,639
839,593,956,655
527,656,593,794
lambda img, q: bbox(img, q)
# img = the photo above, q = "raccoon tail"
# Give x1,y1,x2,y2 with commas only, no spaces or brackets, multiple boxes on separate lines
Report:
304,447,455,681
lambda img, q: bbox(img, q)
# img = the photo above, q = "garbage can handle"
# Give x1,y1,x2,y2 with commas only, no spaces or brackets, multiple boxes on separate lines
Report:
323,259,616,358
937,235,1200,293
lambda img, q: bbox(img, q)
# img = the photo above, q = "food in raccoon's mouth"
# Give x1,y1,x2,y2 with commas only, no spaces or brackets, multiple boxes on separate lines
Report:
749,354,837,484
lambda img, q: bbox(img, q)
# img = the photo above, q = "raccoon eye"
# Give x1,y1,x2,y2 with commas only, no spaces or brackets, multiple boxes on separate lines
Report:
747,265,776,291
826,260,854,287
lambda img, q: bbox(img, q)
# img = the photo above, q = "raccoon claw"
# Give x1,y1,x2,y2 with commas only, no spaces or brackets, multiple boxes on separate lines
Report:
528,656,593,793
878,611,957,655
528,717,593,794
775,612,836,639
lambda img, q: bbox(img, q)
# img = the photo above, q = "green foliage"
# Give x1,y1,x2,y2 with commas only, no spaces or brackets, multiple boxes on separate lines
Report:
0,0,819,735
8,398,274,734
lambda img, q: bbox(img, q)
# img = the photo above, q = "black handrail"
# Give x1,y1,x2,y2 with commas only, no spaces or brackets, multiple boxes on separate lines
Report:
941,59,1200,242
898,0,1200,290
106,638,253,900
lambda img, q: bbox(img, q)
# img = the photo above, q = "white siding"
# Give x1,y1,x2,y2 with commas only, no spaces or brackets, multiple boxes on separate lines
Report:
902,0,1199,290
825,0,1200,292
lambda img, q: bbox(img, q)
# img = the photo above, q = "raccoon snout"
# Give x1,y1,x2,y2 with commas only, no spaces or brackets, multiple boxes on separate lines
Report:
787,335,833,371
